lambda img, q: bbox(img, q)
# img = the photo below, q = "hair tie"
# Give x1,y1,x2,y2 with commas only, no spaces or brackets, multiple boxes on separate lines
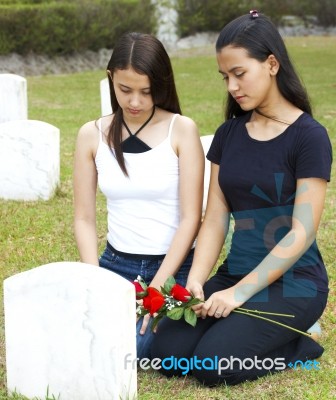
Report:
249,10,259,18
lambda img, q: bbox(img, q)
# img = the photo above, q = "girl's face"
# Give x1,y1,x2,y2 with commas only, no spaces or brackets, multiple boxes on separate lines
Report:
112,67,154,121
216,45,278,111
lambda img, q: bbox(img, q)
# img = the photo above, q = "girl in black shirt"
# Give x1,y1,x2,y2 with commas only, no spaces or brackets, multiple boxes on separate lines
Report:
151,11,332,386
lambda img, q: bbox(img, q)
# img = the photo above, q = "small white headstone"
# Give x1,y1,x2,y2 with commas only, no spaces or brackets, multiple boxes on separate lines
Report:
0,73,28,123
100,78,112,116
200,134,214,215
4,262,137,400
0,120,60,200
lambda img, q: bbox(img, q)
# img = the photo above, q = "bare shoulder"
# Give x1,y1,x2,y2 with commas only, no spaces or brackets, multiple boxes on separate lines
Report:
173,114,199,139
75,120,101,158
169,114,203,157
174,114,198,130
76,115,112,147
77,120,98,139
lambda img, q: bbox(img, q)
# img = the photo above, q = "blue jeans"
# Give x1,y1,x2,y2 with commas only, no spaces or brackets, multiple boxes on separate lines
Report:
99,243,194,359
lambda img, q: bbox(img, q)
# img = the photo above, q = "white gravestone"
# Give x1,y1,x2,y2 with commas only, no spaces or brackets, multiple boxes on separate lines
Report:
200,134,214,215
0,73,28,123
100,78,112,116
0,120,60,200
4,262,137,400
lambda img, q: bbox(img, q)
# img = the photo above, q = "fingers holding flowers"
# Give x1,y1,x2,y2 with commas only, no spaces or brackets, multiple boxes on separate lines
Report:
186,280,204,301
201,287,243,319
139,312,163,334
133,275,203,330
139,313,152,334
186,280,204,316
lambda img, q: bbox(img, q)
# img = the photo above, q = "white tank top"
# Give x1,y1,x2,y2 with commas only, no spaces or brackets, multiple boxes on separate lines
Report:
95,114,179,255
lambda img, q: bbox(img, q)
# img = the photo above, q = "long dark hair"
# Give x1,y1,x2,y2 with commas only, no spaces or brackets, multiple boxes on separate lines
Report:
216,13,312,120
106,32,181,175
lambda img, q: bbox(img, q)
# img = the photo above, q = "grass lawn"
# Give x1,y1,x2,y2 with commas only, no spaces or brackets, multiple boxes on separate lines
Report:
0,36,335,399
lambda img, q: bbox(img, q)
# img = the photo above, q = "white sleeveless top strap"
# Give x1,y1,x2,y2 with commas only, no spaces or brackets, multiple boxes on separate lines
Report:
167,114,178,142
97,118,104,143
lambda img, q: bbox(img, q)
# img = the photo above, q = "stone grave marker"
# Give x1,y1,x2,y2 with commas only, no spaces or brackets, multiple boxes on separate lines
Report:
100,78,112,116
0,119,60,200
200,134,214,215
4,261,137,400
0,73,27,123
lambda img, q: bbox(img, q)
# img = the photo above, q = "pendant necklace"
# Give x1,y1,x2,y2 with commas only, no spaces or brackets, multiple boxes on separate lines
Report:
254,108,291,126
122,106,156,137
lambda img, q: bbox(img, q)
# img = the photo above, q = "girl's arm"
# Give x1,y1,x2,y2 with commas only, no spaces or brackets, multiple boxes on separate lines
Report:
73,121,100,266
201,177,328,318
149,115,205,289
186,163,231,299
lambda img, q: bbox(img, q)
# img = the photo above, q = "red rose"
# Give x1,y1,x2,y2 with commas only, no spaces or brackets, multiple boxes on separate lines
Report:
170,284,191,303
133,281,147,300
143,287,165,315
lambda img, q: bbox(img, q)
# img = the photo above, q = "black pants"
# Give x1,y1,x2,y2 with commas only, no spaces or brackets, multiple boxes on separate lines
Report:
151,263,328,386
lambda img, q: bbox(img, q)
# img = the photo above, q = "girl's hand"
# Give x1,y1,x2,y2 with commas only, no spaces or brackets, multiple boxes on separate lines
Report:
136,299,154,334
201,286,243,319
137,313,160,334
186,280,204,316
139,313,153,334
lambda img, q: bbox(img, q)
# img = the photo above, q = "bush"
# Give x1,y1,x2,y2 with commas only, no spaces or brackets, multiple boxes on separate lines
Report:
177,0,251,37
0,0,50,3
316,0,336,27
176,0,335,37
0,0,155,55
1,0,335,56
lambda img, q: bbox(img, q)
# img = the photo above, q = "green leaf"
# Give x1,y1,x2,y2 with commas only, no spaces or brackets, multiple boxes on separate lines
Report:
151,315,164,331
187,297,203,307
163,276,176,294
167,306,184,320
136,305,149,317
136,290,148,299
184,307,197,327
138,278,148,291
160,286,170,296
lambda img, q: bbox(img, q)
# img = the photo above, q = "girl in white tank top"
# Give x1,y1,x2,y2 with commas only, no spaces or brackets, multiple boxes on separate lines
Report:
73,32,204,359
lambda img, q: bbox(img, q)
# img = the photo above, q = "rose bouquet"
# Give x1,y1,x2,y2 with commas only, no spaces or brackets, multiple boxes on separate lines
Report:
133,276,312,338
133,275,202,330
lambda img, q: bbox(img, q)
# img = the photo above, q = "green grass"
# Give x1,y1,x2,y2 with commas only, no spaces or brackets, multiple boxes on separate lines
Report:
0,37,335,399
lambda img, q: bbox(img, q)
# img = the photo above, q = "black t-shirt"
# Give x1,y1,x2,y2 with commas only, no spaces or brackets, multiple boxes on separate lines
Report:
207,112,332,293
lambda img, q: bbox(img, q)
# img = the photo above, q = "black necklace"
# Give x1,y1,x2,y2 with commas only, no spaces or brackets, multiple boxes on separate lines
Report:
254,108,291,126
122,106,156,136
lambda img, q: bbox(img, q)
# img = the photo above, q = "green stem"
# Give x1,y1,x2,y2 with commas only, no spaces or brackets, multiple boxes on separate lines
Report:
237,307,295,318
233,309,312,338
